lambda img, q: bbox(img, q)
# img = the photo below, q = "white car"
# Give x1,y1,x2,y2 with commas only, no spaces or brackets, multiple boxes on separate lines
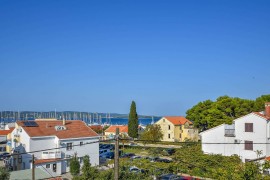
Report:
130,155,141,160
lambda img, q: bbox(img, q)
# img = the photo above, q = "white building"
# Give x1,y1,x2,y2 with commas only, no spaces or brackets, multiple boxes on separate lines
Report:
200,102,270,162
9,119,99,175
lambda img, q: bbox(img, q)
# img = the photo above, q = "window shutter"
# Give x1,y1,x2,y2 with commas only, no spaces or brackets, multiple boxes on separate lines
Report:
245,123,253,132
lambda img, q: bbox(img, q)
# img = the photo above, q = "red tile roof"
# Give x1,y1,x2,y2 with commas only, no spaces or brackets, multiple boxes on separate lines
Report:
89,125,103,131
253,112,270,120
17,120,98,139
34,158,61,165
105,125,128,133
164,116,193,125
0,128,15,136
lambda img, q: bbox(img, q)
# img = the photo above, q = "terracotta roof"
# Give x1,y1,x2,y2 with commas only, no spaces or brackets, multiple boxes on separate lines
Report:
253,112,270,120
105,125,128,133
34,158,61,165
0,128,15,136
164,116,193,125
89,125,103,131
266,156,270,161
16,120,98,139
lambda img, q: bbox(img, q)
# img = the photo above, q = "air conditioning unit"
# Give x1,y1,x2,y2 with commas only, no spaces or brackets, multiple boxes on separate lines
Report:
234,139,240,144
65,154,71,158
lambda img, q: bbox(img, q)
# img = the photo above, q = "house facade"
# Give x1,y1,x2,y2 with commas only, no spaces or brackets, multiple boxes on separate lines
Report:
8,120,99,175
0,128,14,152
104,125,145,139
200,102,270,162
104,125,128,139
155,116,199,142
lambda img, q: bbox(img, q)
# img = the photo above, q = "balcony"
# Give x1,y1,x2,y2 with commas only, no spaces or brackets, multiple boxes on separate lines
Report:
42,151,61,159
225,129,235,137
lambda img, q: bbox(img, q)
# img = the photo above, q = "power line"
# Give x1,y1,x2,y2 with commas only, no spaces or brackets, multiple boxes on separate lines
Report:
120,139,270,145
8,139,113,157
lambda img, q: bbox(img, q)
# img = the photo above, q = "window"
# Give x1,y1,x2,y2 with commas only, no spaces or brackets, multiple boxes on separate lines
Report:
168,134,170,139
168,125,171,130
245,123,253,132
179,134,181,138
180,126,182,130
46,164,50,168
80,142,83,146
163,119,165,122
66,143,73,151
79,157,83,163
245,141,253,150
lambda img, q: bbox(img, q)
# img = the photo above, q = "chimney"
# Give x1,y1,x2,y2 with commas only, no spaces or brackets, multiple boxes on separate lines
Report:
63,118,66,126
265,102,270,117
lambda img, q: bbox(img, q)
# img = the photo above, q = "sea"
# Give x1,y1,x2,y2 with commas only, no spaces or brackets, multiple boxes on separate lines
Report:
0,117,161,126
105,117,160,125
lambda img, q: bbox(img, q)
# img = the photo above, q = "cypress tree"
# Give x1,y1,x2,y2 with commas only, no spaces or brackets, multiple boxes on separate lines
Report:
128,101,139,138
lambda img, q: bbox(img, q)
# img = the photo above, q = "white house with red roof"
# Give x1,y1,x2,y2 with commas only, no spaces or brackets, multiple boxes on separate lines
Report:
155,116,199,142
200,102,270,162
8,119,99,175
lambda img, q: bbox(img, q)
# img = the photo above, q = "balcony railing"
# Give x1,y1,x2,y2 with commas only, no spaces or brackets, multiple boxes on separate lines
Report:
42,151,61,159
225,129,235,137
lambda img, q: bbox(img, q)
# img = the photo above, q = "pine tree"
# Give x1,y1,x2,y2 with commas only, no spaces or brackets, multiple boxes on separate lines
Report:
81,155,97,180
70,154,80,177
128,101,138,138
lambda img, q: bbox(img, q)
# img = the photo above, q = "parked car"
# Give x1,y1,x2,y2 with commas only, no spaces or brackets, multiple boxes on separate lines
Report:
100,152,114,159
99,149,111,156
130,155,141,160
129,142,138,146
157,173,182,180
145,156,159,162
120,153,135,158
164,148,176,155
0,153,10,160
156,158,172,163
129,166,146,174
107,144,115,150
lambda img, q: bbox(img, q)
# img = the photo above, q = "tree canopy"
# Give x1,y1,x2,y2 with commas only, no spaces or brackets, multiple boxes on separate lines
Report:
186,94,270,131
70,155,80,177
140,124,163,144
0,167,10,180
81,155,98,180
128,101,139,138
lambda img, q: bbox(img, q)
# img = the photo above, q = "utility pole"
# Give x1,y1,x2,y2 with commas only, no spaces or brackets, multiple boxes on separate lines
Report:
114,128,119,180
32,154,35,180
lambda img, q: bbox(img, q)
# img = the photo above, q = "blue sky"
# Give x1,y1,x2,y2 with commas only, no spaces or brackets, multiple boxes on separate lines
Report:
0,1,269,116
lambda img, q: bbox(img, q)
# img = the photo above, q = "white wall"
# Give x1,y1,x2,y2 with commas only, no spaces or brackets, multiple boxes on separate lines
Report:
30,137,57,159
234,114,268,161
201,124,235,156
35,161,62,175
60,137,99,169
201,113,270,162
